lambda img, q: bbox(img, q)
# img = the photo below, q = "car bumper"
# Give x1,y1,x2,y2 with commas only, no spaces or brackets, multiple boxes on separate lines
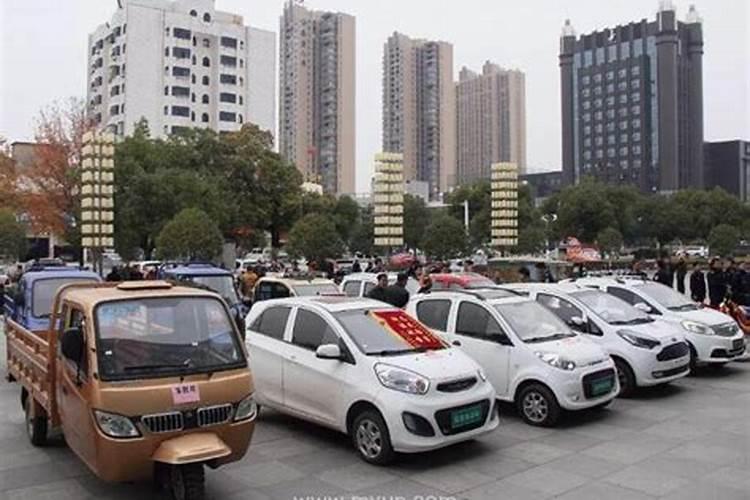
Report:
691,333,746,363
376,383,499,454
551,362,620,411
628,348,691,386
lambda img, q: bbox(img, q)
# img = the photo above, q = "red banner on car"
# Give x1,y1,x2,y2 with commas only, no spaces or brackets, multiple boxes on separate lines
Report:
370,310,444,350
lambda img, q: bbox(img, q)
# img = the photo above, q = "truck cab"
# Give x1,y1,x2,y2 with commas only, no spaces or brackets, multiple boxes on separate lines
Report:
4,266,101,331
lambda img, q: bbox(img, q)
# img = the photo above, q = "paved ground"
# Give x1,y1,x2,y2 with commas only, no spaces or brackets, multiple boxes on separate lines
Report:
1,330,749,500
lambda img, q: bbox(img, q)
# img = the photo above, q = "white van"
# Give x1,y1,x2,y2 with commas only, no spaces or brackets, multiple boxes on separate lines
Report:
406,290,618,427
502,283,690,396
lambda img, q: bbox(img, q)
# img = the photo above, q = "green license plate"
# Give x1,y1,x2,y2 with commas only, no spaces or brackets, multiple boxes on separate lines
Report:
590,378,614,397
450,405,484,429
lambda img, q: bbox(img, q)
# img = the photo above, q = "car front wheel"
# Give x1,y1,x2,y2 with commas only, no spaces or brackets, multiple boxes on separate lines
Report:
351,410,395,465
614,358,636,398
516,383,561,427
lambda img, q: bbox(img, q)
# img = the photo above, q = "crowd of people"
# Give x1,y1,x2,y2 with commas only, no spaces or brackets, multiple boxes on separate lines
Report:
653,257,750,307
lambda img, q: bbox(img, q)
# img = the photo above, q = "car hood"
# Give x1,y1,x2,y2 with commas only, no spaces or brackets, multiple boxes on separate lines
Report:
532,335,609,366
674,307,734,327
622,319,687,342
379,348,480,382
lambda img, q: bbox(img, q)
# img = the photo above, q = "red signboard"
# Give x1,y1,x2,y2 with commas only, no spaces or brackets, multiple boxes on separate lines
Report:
370,310,444,350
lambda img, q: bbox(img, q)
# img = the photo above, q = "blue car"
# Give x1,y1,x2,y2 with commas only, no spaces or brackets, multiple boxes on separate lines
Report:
4,266,101,331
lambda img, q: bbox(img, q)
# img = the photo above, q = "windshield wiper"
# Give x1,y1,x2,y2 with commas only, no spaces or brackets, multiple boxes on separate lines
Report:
369,347,429,356
525,333,575,343
610,318,653,326
668,304,698,312
123,359,193,372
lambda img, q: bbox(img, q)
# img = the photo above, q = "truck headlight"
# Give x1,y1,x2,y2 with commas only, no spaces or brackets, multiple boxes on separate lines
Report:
234,394,258,422
681,320,715,336
94,410,140,439
535,352,576,371
374,363,430,395
617,330,661,349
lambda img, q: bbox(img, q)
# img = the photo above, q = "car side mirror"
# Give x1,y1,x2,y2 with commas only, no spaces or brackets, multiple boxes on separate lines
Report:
634,303,651,313
61,327,84,364
316,343,342,360
571,316,586,327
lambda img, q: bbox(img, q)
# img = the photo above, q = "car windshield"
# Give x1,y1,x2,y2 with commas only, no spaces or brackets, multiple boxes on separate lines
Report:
95,297,245,381
494,301,576,343
634,282,698,311
190,275,240,305
293,283,341,296
334,309,446,356
571,289,653,325
32,277,98,318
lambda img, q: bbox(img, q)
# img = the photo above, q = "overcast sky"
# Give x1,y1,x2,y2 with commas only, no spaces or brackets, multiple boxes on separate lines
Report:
1,0,748,192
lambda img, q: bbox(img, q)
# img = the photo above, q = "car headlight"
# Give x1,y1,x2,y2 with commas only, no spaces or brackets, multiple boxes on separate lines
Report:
234,394,258,422
535,352,576,371
477,368,487,383
681,320,715,336
374,363,430,395
617,330,661,349
94,410,140,439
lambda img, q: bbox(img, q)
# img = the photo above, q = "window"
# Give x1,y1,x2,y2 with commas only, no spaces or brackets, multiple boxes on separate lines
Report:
220,74,237,85
220,55,237,67
201,113,209,123
607,83,614,94
202,75,209,85
192,55,196,65
164,86,169,96
203,39,210,48
455,302,505,340
191,74,196,84
173,47,190,59
343,281,361,297
254,282,290,301
163,106,168,115
219,112,236,122
172,86,189,97
537,294,584,329
191,93,196,103
239,95,243,105
202,56,210,67
173,28,191,40
190,9,197,17
606,71,614,81
203,13,211,22
202,94,209,104
416,300,451,331
238,115,243,124
220,36,238,49
581,75,590,85
191,112,195,122
171,106,190,117
292,310,339,350
593,73,601,83
172,66,190,77
220,92,236,103
251,307,290,340
632,65,641,76
63,307,88,378
165,48,170,56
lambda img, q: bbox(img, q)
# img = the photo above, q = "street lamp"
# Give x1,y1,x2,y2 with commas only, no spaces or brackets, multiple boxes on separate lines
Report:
541,213,558,257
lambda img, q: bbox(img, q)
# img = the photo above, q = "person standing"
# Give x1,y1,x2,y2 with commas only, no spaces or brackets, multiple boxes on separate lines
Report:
734,261,750,306
654,258,673,287
384,273,410,308
689,262,707,304
366,273,389,303
674,258,687,294
417,274,433,294
707,258,728,307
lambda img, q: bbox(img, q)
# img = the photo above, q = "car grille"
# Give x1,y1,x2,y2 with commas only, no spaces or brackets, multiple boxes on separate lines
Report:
197,404,233,427
657,342,690,361
582,368,616,399
436,377,477,393
733,338,745,351
715,323,739,337
434,400,490,436
141,411,184,434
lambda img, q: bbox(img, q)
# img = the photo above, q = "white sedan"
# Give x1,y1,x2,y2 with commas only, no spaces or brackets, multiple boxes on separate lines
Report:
245,297,499,464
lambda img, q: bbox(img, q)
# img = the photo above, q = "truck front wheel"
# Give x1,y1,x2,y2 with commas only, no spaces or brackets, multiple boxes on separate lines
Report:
24,396,48,446
168,463,205,500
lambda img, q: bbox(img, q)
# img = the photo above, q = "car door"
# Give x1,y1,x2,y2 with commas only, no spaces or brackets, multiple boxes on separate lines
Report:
282,308,350,426
246,306,292,406
450,301,512,397
414,298,452,340
57,305,97,468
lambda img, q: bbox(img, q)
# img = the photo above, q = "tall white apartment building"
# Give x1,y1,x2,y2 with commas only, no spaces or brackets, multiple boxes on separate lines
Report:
87,0,276,139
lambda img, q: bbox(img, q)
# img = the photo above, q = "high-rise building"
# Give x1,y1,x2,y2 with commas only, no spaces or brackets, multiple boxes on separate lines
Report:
279,1,356,195
456,62,526,184
560,2,704,193
383,32,455,200
87,0,276,139
705,140,750,202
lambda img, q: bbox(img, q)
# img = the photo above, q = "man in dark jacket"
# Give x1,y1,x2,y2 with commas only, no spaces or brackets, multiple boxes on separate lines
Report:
689,262,706,304
707,259,728,307
366,273,389,303
734,261,750,306
674,258,687,294
384,273,410,308
654,258,673,287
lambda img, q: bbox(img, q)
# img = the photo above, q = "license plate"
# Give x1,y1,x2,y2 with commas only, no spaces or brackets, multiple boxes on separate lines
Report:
450,405,484,429
732,339,744,350
590,377,614,397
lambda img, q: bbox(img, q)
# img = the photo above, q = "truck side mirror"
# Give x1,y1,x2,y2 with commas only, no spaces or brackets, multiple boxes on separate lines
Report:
61,327,84,364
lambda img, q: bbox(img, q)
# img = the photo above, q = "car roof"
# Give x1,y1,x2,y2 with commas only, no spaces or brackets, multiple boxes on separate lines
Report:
255,296,394,313
415,289,528,304
501,282,586,294
23,269,102,284
162,263,231,276
62,281,221,307
344,272,415,281
258,276,336,286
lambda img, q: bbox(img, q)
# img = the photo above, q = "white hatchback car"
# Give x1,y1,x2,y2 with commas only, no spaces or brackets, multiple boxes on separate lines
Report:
245,297,499,464
406,290,619,427
502,283,690,396
573,278,746,369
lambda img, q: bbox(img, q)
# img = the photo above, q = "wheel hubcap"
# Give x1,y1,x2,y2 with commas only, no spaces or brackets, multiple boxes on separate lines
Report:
522,391,548,423
356,420,382,459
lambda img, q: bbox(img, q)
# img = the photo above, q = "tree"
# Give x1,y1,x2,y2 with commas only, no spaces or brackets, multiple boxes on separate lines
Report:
517,226,546,255
708,224,740,257
403,194,430,250
155,208,223,261
0,209,27,260
421,213,467,261
286,214,344,265
597,227,624,259
0,138,20,212
545,178,617,243
332,195,361,246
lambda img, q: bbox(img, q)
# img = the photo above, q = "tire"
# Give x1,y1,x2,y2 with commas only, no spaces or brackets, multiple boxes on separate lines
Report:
168,464,205,500
351,410,395,465
24,395,47,447
688,344,698,374
516,383,561,427
614,358,636,398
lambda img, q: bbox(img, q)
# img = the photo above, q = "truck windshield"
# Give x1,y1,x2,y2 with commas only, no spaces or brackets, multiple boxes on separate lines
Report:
95,297,245,381
32,278,98,318
190,275,240,305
